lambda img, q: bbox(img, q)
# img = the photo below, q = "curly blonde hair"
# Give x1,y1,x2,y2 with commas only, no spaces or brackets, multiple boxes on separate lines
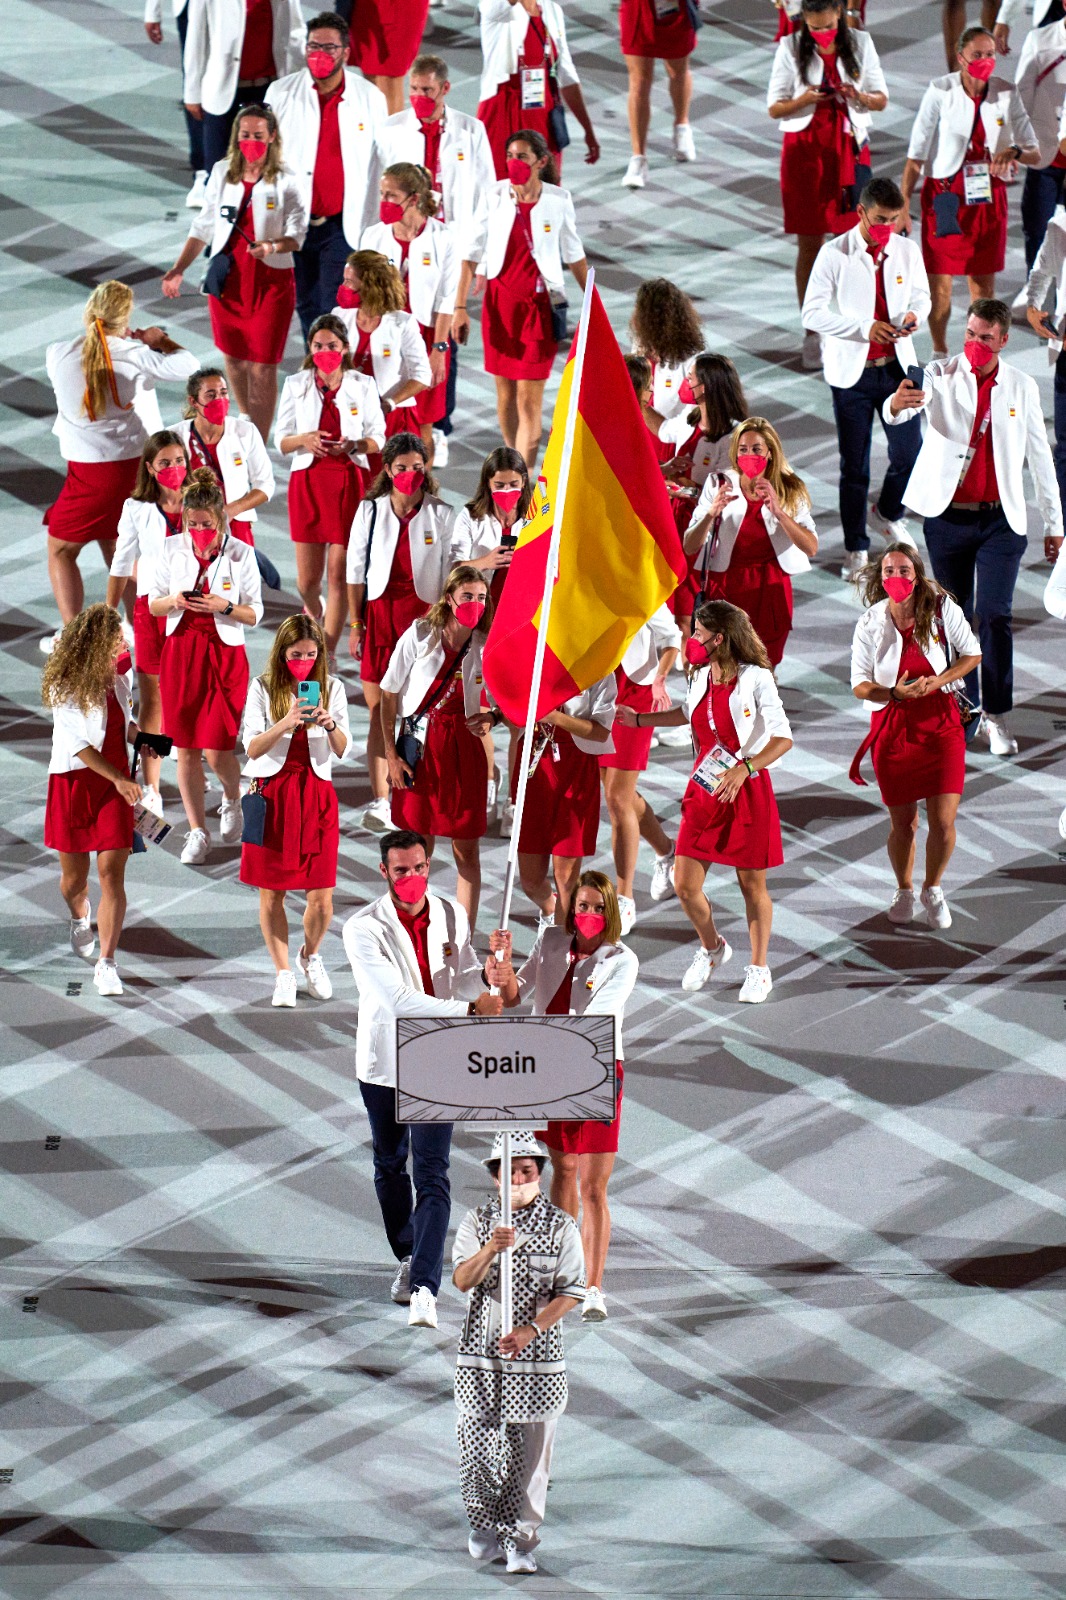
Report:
42,603,124,714
345,251,407,317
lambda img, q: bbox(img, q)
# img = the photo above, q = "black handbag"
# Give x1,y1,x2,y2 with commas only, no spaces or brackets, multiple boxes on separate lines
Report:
683,0,702,29
550,296,568,343
396,640,470,780
202,189,256,299
933,190,962,238
547,101,570,151
241,780,267,845
934,602,979,727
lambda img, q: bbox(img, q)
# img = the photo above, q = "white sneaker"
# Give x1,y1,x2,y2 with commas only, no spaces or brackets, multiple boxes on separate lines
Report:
617,895,636,936
681,937,732,992
391,1257,412,1305
361,795,393,833
887,887,916,925
582,1285,607,1322
431,428,449,468
408,1286,438,1328
296,946,333,1000
139,785,164,819
180,828,210,865
506,1549,537,1574
649,850,676,902
499,798,514,838
621,154,648,189
840,548,867,581
272,969,298,1007
655,725,692,748
39,630,61,656
1059,803,1066,842
219,797,242,845
738,964,772,1004
69,913,95,960
93,958,123,997
185,169,208,208
673,123,696,162
920,884,952,930
801,331,823,370
980,713,1018,757
868,500,918,549
468,1531,502,1563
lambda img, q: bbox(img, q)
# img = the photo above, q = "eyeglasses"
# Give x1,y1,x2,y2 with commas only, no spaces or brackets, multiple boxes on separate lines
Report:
306,40,344,54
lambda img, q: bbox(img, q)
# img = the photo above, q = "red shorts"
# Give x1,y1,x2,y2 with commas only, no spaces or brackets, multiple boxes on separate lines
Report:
44,457,140,546
539,1064,624,1154
133,594,166,676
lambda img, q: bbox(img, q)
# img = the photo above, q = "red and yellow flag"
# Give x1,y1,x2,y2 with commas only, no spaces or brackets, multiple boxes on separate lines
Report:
482,286,688,726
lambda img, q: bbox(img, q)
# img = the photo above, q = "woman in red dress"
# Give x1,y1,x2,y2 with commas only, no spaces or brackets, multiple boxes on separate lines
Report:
850,544,981,930
176,368,275,546
379,565,495,925
163,104,306,439
348,0,430,114
621,601,794,1005
42,604,142,998
476,0,600,178
618,0,698,191
241,615,351,1008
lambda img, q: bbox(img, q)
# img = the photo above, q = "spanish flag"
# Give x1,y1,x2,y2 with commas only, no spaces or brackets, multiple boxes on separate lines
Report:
482,285,688,726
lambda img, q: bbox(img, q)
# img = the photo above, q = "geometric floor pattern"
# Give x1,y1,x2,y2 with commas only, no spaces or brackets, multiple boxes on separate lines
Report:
2,0,1065,1594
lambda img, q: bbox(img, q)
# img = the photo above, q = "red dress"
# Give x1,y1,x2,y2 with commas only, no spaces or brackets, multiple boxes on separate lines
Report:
676,682,783,868
361,512,429,684
348,0,429,76
619,0,696,60
393,231,450,429
478,16,563,178
185,428,253,546
45,692,134,855
482,204,557,381
159,609,249,751
704,498,794,667
287,385,365,546
537,951,624,1155
133,593,167,676
240,725,339,891
599,670,655,772
920,100,1008,277
44,458,140,547
390,649,488,840
870,629,966,807
513,727,601,857
781,52,864,236
208,181,295,366
665,428,717,619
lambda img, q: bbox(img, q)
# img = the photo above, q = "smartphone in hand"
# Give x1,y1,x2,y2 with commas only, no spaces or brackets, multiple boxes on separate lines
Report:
297,679,321,718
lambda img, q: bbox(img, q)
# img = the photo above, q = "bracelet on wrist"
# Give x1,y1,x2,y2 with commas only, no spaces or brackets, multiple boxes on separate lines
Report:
743,757,755,776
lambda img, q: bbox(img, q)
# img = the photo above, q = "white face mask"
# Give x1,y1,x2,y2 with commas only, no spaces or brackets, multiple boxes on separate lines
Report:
509,1180,540,1209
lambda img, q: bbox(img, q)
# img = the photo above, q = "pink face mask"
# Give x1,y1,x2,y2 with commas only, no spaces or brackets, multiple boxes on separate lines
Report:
392,468,424,495
335,284,360,309
239,137,268,162
379,199,406,225
189,525,217,553
883,574,915,603
685,637,711,667
737,452,767,480
287,656,317,680
391,872,428,904
677,377,700,405
573,912,606,940
312,347,345,373
964,55,995,81
808,25,837,46
114,651,133,676
155,464,186,490
866,221,893,248
452,599,486,628
491,487,523,513
307,49,337,79
964,338,994,371
411,93,437,121
201,396,228,426
506,157,533,186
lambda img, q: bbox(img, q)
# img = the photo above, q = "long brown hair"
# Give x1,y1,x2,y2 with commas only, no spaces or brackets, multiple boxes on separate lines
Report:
367,432,439,498
729,417,809,519
688,353,748,438
80,280,134,422
42,603,123,714
300,314,352,372
797,0,861,81
465,447,531,522
424,564,494,637
345,250,407,316
693,598,772,677
630,278,704,369
507,128,559,186
132,430,186,503
861,541,947,651
225,102,285,184
262,615,330,724
382,161,440,218
182,466,226,534
564,869,623,946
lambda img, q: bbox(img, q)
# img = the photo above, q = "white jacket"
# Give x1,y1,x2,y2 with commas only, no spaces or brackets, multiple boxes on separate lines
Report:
1045,535,1066,617
150,530,264,643
145,0,188,22
187,162,308,266
768,29,887,137
359,217,458,328
175,415,274,522
346,493,456,603
1026,211,1066,360
907,73,1037,176
649,357,699,422
274,368,386,470
515,926,638,1061
46,337,199,463
380,618,490,718
331,307,432,409
464,181,584,296
110,499,176,597
620,603,682,685
241,674,350,777
265,68,387,243
554,675,617,757
48,673,134,775
996,0,1058,36
659,415,733,487
450,507,521,563
182,0,305,115
343,891,486,1086
802,227,932,390
883,354,1062,537
1017,20,1066,165
685,663,793,763
376,108,496,235
478,0,580,102
850,597,981,712
689,471,815,576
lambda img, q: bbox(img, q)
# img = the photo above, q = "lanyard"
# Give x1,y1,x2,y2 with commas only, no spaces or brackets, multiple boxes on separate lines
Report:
513,197,547,296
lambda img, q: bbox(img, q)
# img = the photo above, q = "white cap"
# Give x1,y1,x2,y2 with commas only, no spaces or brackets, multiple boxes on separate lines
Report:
481,1129,548,1167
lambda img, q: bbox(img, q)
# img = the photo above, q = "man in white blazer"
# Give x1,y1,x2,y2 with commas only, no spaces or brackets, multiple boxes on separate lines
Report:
343,829,505,1330
266,10,388,338
803,177,932,578
1014,13,1066,271
885,296,1063,754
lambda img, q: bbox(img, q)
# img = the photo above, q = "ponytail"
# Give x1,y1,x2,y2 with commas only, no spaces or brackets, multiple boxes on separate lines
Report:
80,281,134,422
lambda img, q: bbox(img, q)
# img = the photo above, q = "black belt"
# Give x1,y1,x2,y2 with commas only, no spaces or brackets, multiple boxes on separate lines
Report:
309,212,343,227
948,499,1001,514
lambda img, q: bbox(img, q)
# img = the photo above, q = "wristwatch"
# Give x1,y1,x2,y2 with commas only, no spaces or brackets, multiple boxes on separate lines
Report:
432,340,449,351
222,602,234,616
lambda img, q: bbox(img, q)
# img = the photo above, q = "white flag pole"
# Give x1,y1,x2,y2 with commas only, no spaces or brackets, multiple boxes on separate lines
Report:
499,1129,513,1338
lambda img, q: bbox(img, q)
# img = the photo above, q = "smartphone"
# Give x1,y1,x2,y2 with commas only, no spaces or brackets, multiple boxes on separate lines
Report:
905,365,925,391
297,679,321,716
181,589,201,600
1043,314,1060,337
500,532,519,551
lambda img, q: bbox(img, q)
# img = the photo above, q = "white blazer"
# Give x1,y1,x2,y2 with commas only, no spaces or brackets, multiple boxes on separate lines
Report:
883,354,1062,537
150,530,264,642
555,675,617,757
48,673,134,775
182,0,305,115
620,603,682,685
464,181,584,296
450,507,521,563
1016,20,1066,165
145,0,188,22
850,597,980,710
265,67,387,243
768,29,887,137
907,74,1037,176
685,664,793,763
1025,211,1066,359
658,416,733,487
376,108,497,235
274,368,386,470
343,891,486,1086
688,471,815,576
478,0,580,102
648,357,698,422
802,227,932,390
1045,536,1066,617
46,337,199,463
996,0,1057,36
359,217,459,327
380,618,490,718
241,674,350,778
187,162,308,266
331,307,432,409
110,499,176,597
346,494,456,603
175,415,274,521
515,926,638,1061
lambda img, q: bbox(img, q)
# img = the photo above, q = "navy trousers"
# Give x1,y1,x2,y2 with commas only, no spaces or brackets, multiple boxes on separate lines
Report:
922,505,1024,714
359,1080,453,1297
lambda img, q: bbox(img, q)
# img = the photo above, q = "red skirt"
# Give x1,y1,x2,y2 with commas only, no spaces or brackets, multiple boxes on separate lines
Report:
478,82,559,180
514,728,601,858
133,593,166,676
45,768,133,854
870,697,966,807
288,455,365,545
482,279,557,380
704,560,793,668
920,175,1008,278
781,116,860,236
348,0,428,76
240,741,339,891
44,457,140,546
361,583,428,684
208,245,295,366
539,1063,624,1155
391,703,488,840
620,0,696,58
599,673,654,771
159,614,249,750
676,761,783,869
